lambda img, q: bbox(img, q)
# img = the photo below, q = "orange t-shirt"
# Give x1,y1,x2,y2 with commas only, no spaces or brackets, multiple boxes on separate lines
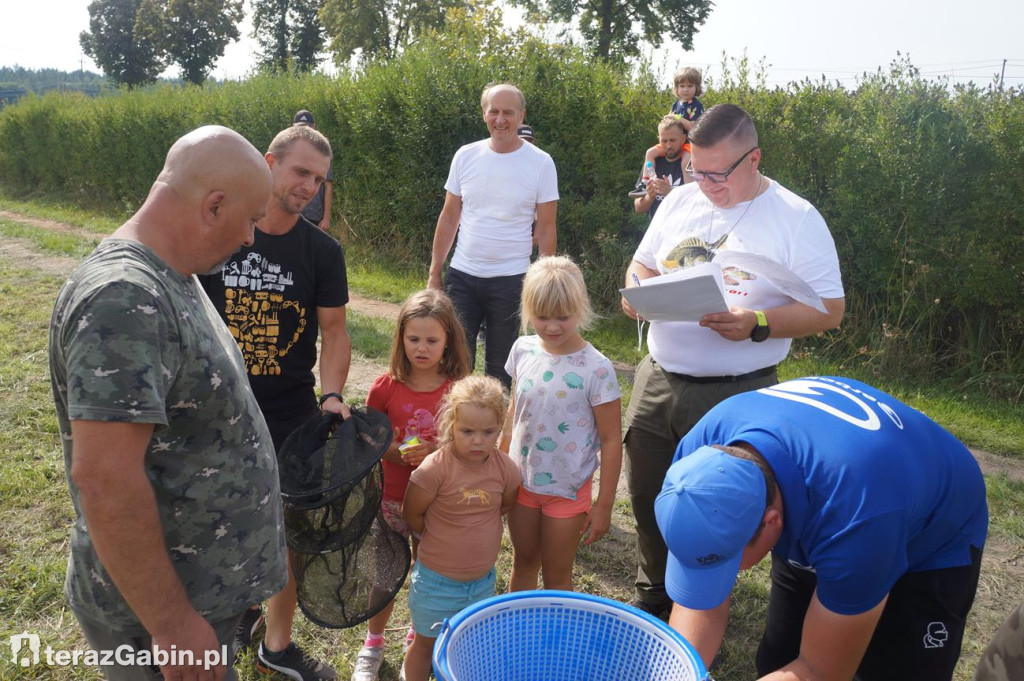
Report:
408,446,520,580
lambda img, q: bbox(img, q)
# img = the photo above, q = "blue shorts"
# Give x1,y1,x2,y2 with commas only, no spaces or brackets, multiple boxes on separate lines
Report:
408,562,496,638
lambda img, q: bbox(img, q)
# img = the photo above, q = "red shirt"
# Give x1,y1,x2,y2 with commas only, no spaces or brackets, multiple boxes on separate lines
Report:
366,374,452,502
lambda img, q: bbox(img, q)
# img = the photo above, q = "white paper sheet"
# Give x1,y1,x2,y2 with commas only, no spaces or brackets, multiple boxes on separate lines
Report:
619,263,729,322
712,251,828,314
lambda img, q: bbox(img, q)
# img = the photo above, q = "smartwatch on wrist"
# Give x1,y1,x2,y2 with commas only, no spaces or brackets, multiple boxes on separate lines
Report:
750,310,770,343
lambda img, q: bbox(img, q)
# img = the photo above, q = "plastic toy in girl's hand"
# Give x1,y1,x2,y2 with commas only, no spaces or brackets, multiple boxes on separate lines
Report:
399,436,421,453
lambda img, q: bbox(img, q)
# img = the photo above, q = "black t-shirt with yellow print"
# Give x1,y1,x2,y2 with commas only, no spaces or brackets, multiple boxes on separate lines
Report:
200,216,348,422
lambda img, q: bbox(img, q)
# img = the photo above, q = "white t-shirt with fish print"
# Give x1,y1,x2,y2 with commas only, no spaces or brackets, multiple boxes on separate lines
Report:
505,336,621,499
633,179,844,375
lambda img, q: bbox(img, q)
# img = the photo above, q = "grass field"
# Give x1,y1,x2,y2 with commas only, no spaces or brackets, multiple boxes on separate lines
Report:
0,199,1022,680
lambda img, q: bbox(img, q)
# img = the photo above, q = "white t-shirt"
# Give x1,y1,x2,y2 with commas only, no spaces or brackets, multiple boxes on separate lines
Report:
505,336,621,499
445,140,559,278
633,179,844,376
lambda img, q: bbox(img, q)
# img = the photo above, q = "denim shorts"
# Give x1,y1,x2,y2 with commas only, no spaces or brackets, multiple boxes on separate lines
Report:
408,562,496,638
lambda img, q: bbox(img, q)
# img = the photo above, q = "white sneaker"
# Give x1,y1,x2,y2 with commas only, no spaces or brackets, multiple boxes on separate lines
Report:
350,644,384,681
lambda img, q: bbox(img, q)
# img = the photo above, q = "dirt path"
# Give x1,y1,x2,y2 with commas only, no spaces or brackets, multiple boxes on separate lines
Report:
0,209,104,238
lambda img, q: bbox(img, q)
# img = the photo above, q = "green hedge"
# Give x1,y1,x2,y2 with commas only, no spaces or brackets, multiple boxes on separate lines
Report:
0,24,1021,393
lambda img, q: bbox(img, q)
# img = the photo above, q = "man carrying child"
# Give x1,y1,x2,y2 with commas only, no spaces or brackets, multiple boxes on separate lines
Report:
633,116,687,220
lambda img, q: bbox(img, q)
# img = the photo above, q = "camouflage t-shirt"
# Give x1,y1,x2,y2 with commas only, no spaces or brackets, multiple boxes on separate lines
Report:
49,239,287,634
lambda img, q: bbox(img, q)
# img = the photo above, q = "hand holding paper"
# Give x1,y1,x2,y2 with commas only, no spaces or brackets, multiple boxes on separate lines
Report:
619,263,729,322
619,255,828,323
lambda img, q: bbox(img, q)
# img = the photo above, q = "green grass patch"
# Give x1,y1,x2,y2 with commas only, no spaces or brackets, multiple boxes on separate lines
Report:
0,189,121,235
345,253,425,305
0,219,98,259
0,263,87,679
348,310,396,361
986,475,1024,542
586,314,646,367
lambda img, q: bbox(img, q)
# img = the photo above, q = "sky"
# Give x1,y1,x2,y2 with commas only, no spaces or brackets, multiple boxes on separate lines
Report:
2,0,1022,89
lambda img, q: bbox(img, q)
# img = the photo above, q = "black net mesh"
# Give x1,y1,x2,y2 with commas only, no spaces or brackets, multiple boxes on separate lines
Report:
283,463,383,554
276,406,410,630
277,407,393,510
294,512,412,629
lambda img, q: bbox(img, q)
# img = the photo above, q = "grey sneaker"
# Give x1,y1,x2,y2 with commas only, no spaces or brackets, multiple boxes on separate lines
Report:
628,183,648,198
257,642,338,681
350,644,384,681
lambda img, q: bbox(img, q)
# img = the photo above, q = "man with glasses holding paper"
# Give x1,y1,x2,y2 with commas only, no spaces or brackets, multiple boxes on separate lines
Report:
619,103,846,620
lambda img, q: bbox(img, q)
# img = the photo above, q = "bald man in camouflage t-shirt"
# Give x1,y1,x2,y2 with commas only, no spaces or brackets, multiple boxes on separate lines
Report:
49,126,287,681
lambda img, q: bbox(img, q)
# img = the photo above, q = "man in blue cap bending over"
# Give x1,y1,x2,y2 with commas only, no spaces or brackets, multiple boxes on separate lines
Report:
655,376,988,681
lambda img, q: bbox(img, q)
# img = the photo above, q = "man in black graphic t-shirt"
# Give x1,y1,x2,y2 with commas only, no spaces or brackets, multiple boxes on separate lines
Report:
200,124,348,681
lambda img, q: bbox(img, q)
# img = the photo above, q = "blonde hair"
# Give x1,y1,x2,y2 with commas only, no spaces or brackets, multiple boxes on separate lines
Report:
658,115,686,135
388,289,470,383
267,125,332,160
673,67,703,97
435,375,508,446
520,255,594,333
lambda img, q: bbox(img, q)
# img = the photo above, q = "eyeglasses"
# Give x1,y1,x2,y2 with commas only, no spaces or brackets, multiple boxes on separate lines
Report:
685,147,759,184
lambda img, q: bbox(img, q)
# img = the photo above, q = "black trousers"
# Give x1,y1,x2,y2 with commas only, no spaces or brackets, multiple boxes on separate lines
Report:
757,547,983,680
444,267,523,391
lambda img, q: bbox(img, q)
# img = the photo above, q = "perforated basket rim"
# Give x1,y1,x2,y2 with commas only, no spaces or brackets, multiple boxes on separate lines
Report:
432,590,708,681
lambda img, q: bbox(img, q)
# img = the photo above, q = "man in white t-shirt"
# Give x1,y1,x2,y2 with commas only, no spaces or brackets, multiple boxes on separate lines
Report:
428,83,559,389
619,103,846,619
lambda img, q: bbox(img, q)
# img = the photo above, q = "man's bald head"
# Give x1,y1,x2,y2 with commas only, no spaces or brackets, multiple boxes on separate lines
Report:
156,125,270,202
480,83,526,112
128,125,272,276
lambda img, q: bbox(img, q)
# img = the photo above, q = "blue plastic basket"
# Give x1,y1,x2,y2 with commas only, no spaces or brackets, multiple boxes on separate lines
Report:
432,590,709,681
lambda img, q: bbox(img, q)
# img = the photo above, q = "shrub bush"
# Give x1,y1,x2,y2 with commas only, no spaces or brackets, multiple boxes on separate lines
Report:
0,30,1021,394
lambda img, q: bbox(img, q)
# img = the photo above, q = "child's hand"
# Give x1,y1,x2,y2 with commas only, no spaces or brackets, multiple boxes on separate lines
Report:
400,440,435,467
581,502,613,545
644,144,665,163
381,428,406,464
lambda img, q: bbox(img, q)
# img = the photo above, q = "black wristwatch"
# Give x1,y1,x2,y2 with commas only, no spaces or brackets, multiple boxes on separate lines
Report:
750,310,770,343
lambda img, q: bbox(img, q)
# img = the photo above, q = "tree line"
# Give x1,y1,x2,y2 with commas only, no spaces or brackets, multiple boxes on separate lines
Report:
0,67,115,106
80,0,713,87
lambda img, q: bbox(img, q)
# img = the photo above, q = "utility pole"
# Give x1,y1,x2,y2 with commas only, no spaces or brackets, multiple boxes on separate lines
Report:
999,59,1007,88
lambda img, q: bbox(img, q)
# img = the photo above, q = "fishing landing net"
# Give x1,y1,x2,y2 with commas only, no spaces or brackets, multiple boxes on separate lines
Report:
277,407,412,629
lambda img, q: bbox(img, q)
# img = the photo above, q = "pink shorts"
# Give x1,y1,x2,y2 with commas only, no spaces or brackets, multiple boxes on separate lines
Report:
516,477,593,518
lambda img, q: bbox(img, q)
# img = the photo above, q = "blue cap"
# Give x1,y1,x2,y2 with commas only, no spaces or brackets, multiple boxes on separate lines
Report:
655,446,766,610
